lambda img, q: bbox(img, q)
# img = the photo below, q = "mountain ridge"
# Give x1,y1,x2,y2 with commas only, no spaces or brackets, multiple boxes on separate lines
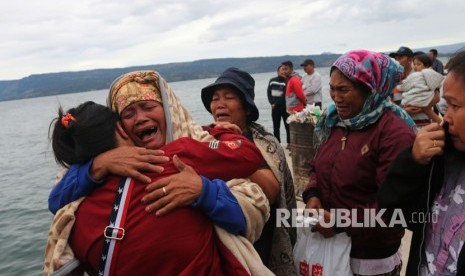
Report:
0,54,340,102
1,42,464,102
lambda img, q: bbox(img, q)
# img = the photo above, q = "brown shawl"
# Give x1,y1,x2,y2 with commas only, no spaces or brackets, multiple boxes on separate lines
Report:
250,122,297,276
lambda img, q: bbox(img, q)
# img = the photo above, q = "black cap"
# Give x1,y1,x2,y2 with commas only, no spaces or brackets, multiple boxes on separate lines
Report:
281,60,294,68
300,59,315,66
201,67,259,122
394,46,414,57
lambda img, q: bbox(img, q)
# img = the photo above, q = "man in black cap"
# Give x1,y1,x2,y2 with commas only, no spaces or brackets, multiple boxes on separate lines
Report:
392,46,414,104
393,46,414,77
300,59,322,109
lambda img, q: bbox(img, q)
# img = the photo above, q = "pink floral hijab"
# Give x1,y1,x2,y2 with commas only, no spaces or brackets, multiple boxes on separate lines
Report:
314,50,416,148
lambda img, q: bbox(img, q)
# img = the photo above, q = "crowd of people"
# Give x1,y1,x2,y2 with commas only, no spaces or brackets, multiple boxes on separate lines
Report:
267,59,323,145
42,46,464,276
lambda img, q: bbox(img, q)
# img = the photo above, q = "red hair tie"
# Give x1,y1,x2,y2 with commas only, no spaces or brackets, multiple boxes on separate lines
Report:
61,113,76,128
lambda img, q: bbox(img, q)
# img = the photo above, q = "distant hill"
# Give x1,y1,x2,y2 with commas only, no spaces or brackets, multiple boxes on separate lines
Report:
0,54,339,102
413,41,465,56
1,41,464,102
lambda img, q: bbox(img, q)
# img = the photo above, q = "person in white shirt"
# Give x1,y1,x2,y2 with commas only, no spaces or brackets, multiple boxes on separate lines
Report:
300,59,322,108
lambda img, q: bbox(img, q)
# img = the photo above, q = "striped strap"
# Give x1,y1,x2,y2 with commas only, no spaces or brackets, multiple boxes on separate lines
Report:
98,177,133,276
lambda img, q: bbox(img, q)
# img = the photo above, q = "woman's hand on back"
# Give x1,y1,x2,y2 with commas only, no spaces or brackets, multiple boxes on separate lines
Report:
142,155,203,216
91,146,169,183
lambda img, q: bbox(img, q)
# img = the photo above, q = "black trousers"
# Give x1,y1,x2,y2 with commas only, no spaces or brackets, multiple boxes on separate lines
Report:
271,105,290,144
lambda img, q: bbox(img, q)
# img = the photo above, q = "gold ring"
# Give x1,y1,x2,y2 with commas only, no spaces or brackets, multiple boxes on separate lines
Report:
433,139,438,147
162,187,167,196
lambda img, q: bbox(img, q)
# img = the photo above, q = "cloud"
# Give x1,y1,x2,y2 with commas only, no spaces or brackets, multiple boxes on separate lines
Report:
1,0,464,80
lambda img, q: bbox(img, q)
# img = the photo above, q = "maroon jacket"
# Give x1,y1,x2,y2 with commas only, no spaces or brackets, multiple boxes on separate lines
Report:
304,110,415,259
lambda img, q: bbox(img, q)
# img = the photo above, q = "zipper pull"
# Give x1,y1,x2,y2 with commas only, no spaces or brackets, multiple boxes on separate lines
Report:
341,137,347,150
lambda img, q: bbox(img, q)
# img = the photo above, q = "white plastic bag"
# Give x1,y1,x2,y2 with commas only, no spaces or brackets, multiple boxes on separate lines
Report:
293,216,352,276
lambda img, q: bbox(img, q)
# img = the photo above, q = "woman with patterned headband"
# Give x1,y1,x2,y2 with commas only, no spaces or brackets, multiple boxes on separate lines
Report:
44,71,273,275
302,50,416,275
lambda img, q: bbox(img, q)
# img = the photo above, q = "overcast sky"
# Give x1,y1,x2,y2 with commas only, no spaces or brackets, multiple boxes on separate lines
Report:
1,0,464,80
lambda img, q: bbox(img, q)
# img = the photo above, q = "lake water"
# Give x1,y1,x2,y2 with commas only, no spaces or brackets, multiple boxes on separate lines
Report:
0,68,331,275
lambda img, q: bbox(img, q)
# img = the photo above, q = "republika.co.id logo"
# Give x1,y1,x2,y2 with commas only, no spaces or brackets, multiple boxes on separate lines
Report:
276,208,438,228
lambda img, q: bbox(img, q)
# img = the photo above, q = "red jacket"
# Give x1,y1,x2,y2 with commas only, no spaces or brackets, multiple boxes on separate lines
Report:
70,128,262,275
285,75,306,112
305,111,415,259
